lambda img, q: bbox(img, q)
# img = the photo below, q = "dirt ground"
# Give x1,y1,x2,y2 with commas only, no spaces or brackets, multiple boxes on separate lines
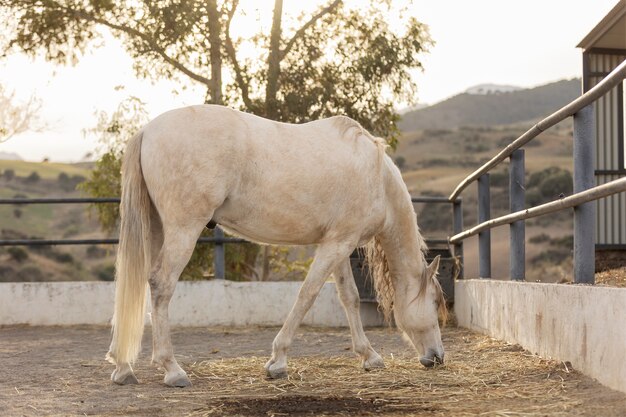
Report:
1,324,626,416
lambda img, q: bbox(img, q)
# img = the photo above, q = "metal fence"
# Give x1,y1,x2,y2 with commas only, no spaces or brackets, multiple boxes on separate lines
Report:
0,195,463,280
447,59,626,284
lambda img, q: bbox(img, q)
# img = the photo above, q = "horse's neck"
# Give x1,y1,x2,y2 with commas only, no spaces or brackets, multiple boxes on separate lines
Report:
378,170,426,280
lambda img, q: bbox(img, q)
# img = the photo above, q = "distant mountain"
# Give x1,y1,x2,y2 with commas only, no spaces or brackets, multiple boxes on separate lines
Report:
0,151,23,161
399,79,581,131
465,84,522,95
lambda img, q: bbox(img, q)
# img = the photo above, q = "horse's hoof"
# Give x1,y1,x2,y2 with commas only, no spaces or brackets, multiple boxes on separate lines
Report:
265,359,288,379
267,366,288,379
363,354,385,371
164,373,192,388
111,369,139,385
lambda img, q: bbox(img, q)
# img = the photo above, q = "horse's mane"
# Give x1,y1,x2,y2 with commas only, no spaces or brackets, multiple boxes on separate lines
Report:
332,116,387,155
364,234,447,325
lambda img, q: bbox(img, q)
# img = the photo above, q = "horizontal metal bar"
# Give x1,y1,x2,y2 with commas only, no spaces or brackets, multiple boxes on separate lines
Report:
595,244,626,250
449,58,626,201
411,196,459,204
424,239,449,245
0,198,121,205
449,177,626,244
595,169,626,175
0,237,248,246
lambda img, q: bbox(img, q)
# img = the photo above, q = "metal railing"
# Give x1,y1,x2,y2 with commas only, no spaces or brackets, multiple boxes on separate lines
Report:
447,59,626,284
0,197,246,279
412,196,464,278
0,195,463,279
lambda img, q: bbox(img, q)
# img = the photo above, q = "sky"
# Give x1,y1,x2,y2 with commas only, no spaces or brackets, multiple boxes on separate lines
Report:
0,0,620,162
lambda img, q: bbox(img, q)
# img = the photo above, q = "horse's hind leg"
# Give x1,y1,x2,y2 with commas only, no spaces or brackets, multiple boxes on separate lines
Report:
265,241,354,379
148,219,205,387
334,259,385,370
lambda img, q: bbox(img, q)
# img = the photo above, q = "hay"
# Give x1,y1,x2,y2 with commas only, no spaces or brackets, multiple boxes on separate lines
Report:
175,327,603,417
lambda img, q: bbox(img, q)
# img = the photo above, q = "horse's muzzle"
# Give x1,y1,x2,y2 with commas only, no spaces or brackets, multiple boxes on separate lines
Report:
419,351,444,368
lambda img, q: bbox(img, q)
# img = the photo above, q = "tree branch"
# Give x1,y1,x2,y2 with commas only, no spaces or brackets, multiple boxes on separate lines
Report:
67,8,213,87
280,0,342,60
223,0,254,110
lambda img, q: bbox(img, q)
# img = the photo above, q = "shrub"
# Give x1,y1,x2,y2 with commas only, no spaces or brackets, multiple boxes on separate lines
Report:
8,247,28,263
15,266,45,282
529,233,550,244
86,245,108,259
550,235,573,248
25,171,40,183
532,249,570,265
2,169,15,181
51,252,74,264
93,264,115,281
526,167,573,205
394,156,406,170
539,171,572,199
489,169,509,188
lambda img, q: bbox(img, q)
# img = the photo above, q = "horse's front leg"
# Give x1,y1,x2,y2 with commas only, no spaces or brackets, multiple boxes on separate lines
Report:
265,242,354,379
334,259,385,371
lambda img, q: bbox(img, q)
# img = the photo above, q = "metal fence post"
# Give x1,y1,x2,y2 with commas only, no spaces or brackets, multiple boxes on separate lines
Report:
214,227,226,279
478,174,491,278
573,105,596,284
453,199,464,279
509,149,525,280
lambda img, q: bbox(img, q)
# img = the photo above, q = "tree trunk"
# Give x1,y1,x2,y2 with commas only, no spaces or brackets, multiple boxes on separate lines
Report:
207,0,223,105
265,0,283,119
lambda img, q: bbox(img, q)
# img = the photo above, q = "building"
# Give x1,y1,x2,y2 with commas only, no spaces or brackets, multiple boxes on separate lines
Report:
577,0,626,255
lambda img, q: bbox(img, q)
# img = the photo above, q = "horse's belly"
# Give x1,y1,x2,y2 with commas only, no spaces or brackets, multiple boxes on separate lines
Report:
213,200,326,245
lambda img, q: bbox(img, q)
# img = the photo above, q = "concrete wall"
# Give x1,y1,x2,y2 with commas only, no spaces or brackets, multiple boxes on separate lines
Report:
0,281,383,327
455,280,626,394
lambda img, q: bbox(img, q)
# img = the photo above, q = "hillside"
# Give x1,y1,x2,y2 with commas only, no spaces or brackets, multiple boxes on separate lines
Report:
396,98,577,283
399,78,580,131
0,161,116,282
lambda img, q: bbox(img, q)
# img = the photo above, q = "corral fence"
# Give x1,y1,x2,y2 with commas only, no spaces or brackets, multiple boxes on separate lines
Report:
0,196,463,301
447,59,626,283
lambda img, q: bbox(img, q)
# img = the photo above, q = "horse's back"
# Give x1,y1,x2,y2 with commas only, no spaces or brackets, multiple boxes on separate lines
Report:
139,105,388,244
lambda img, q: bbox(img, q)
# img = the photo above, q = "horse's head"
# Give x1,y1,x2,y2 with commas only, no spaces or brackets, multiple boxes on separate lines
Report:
394,255,447,368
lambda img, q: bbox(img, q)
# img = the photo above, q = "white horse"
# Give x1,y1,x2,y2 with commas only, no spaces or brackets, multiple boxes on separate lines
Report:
106,105,447,387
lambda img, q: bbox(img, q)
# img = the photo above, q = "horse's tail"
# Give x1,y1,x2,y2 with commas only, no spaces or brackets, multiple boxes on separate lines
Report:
106,130,152,366
364,236,394,323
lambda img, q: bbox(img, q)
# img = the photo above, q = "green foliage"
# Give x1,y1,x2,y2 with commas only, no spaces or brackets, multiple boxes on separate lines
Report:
79,97,147,233
529,233,550,244
266,6,430,147
8,246,28,262
2,169,15,180
416,191,452,234
526,166,573,206
93,263,115,281
3,0,430,148
86,244,108,259
15,265,45,281
489,169,509,188
58,172,86,192
25,171,40,183
394,156,406,170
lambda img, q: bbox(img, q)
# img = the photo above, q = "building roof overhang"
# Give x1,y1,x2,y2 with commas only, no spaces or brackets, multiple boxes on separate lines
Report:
577,0,626,51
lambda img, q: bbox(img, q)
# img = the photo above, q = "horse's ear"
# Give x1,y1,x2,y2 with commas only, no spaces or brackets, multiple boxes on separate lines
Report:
426,255,441,278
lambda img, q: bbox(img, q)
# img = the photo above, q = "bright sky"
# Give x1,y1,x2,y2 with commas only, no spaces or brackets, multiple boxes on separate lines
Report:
0,0,620,162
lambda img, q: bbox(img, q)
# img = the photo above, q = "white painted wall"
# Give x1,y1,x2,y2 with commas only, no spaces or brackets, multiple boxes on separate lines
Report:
455,280,626,394
0,281,384,327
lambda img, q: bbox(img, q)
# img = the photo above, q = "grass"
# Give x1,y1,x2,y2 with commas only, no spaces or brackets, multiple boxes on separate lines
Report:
0,159,90,179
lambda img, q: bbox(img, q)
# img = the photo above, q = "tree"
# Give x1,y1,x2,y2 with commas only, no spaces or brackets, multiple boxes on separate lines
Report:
2,0,431,146
0,84,46,142
4,0,432,279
